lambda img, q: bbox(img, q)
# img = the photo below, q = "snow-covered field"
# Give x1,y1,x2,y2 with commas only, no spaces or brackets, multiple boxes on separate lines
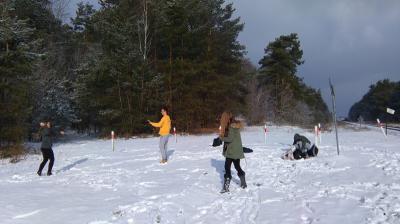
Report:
1,125,400,224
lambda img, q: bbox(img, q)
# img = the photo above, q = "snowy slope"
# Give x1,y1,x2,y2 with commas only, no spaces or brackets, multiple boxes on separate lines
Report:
1,126,400,224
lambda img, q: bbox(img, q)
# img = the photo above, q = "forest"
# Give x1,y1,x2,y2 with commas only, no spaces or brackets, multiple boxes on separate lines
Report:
348,79,400,123
0,0,329,154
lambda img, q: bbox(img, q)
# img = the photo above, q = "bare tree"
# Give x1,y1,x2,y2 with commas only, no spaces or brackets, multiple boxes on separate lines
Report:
137,0,152,110
137,0,151,62
51,0,71,21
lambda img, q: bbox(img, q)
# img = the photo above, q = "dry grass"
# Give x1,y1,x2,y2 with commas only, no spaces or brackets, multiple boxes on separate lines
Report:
0,145,28,163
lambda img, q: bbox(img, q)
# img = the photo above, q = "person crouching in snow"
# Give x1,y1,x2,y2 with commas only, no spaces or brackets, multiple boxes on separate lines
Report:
282,133,319,160
148,106,171,164
219,111,247,193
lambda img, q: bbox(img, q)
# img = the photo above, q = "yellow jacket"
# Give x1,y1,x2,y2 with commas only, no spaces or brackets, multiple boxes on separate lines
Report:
150,115,171,136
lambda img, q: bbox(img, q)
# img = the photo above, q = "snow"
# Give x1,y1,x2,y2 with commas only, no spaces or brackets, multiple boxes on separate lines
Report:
1,125,400,223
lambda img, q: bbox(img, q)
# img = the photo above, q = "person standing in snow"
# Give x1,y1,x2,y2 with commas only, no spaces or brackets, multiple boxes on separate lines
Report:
37,121,64,176
148,106,171,164
219,111,247,193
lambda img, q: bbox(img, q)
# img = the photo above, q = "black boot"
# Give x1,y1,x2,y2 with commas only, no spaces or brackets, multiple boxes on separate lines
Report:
220,177,231,193
239,174,247,189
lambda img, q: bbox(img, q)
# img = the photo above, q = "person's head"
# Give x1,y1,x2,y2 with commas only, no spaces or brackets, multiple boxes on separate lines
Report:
46,121,51,128
161,106,168,116
219,111,233,137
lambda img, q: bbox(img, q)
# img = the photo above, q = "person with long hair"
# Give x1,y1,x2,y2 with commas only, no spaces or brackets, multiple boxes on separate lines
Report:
148,106,171,164
219,111,247,193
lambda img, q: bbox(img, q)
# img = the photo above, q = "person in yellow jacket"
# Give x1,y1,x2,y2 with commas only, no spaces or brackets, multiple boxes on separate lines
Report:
148,106,171,163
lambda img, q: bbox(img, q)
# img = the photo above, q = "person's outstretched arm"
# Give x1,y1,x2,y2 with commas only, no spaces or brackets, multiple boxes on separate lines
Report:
149,117,165,128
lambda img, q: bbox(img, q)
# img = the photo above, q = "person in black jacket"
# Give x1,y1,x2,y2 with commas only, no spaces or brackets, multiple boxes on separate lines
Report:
282,133,318,160
37,121,64,176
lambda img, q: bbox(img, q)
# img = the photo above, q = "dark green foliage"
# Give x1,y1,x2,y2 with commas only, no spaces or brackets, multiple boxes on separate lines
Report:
13,0,60,34
389,86,400,121
259,33,304,83
154,0,246,130
257,33,329,125
348,79,400,122
0,0,39,147
72,0,247,134
72,0,161,134
298,83,330,124
21,0,78,133
2,0,334,149
1,0,77,151
71,2,96,33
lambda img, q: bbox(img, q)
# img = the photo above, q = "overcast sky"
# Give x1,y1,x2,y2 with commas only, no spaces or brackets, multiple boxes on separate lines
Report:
66,0,400,116
228,0,400,116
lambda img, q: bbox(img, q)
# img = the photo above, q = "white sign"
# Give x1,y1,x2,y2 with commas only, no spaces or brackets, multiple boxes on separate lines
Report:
387,108,395,115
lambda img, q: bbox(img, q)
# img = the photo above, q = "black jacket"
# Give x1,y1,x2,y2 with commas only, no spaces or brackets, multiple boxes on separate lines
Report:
40,128,55,149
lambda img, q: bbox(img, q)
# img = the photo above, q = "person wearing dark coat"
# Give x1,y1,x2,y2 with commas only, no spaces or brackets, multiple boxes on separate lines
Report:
219,111,246,193
37,121,63,176
282,133,318,160
292,133,312,159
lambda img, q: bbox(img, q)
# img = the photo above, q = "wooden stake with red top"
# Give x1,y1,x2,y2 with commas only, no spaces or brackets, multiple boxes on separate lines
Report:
111,131,115,151
173,127,177,143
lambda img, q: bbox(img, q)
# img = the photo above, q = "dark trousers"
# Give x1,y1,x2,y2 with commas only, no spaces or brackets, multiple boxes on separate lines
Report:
224,158,245,179
38,148,54,174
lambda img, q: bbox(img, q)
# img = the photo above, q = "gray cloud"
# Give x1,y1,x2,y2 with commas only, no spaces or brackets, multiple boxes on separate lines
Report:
229,0,400,116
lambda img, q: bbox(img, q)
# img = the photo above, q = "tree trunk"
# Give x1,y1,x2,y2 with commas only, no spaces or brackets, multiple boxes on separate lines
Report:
116,77,124,113
126,93,134,133
139,64,144,111
168,43,173,110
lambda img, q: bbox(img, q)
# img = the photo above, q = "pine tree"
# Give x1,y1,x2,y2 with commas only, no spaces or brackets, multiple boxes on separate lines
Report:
71,2,96,33
72,0,247,134
389,83,400,122
155,0,246,130
349,79,399,122
0,0,39,148
258,33,304,122
258,33,329,125
22,0,79,134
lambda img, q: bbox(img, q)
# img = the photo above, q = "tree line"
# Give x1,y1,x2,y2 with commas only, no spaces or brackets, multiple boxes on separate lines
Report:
0,0,330,153
348,79,400,122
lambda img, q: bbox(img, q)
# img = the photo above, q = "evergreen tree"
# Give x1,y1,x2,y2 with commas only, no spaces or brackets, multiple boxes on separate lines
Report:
155,0,247,130
258,33,303,121
32,77,78,128
18,0,79,134
71,2,96,33
72,0,247,134
258,33,329,124
348,79,399,122
0,0,39,148
389,83,400,121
